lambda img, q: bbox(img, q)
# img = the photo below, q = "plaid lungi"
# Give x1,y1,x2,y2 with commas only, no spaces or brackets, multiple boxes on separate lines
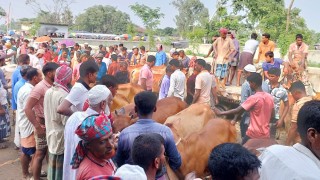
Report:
48,152,64,180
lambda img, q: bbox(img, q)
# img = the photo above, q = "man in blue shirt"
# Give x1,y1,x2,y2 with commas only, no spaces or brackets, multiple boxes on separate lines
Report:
158,66,173,100
262,51,288,80
11,54,30,111
155,44,167,66
115,91,181,176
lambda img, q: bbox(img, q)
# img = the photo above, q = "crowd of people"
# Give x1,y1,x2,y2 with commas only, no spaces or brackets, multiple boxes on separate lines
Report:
0,27,319,180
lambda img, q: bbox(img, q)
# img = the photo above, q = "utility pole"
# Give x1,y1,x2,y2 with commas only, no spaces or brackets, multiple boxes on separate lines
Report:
6,2,11,33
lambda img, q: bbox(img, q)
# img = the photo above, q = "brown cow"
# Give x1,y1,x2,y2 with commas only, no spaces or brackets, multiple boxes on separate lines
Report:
112,97,188,132
243,138,278,156
164,103,215,141
110,83,144,112
166,118,237,178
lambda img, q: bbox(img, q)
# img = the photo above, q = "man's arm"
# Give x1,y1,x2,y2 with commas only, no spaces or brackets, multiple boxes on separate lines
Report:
276,100,289,128
57,99,74,116
192,89,201,104
165,129,182,170
211,87,219,105
264,71,270,79
25,97,44,136
167,74,175,97
140,78,147,91
212,41,218,58
214,105,245,116
205,46,213,58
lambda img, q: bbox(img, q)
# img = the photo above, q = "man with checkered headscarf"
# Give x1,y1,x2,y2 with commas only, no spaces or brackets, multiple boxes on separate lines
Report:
44,65,72,180
71,114,116,180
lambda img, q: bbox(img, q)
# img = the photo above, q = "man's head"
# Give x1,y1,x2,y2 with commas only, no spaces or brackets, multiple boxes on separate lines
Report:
95,53,104,64
132,133,165,176
133,47,139,54
42,62,59,83
165,65,173,77
262,33,271,43
100,75,119,97
119,43,124,48
267,67,281,83
88,85,113,112
194,59,206,72
54,65,72,89
296,34,303,46
84,42,89,48
297,100,320,159
18,54,30,65
111,54,118,62
73,114,114,169
99,44,103,50
219,28,228,39
20,65,32,78
35,49,45,58
265,51,274,63
169,59,180,71
79,60,99,83
134,91,157,117
247,73,262,91
147,55,156,68
251,33,258,40
74,43,80,50
109,46,114,52
243,64,256,78
60,43,66,49
179,50,185,58
172,51,179,60
212,35,219,42
79,54,89,63
122,47,127,55
208,143,261,180
26,67,43,84
156,44,163,52
85,47,91,56
27,47,35,54
119,61,128,71
289,81,306,101
140,46,146,53
61,48,68,58
205,63,212,73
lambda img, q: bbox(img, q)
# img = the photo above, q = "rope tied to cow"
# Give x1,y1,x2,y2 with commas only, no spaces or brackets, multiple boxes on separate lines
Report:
175,137,182,146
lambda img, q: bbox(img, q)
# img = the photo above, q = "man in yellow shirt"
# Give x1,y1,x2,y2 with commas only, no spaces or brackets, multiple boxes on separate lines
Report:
257,33,275,63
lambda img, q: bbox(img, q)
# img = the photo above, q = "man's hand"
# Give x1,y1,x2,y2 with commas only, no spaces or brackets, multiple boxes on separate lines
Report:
213,107,222,115
35,126,46,138
231,120,237,125
283,68,288,76
0,108,5,116
276,120,284,128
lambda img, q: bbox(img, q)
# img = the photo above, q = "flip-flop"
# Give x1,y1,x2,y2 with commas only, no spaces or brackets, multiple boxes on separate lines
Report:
40,171,47,177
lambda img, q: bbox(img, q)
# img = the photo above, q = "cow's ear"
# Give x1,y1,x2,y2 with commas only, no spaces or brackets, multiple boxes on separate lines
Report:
130,114,134,120
115,110,118,116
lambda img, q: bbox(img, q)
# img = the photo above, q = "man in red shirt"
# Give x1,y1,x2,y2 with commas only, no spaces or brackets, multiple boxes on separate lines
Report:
107,54,119,76
214,73,274,144
42,43,52,63
71,114,116,180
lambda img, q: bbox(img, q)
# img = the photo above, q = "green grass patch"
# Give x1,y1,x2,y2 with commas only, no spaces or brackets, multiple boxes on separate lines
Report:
308,61,320,68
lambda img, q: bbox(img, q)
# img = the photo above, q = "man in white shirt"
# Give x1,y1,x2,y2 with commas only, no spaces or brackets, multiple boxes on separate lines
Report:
237,33,259,86
192,59,213,105
27,47,37,68
57,60,99,116
259,100,320,179
167,59,186,100
63,85,112,180
17,68,43,178
33,49,45,70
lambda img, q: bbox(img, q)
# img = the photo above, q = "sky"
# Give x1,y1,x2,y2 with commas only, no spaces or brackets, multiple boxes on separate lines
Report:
0,0,319,31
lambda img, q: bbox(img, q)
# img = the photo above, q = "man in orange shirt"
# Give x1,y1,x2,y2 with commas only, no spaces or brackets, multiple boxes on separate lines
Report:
107,54,119,76
257,33,275,63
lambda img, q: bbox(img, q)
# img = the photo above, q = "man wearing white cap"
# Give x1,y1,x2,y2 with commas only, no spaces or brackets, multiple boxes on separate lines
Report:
63,85,113,180
33,49,45,70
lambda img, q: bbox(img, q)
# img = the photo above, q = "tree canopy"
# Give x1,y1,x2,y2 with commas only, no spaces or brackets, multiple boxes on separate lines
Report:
75,5,131,34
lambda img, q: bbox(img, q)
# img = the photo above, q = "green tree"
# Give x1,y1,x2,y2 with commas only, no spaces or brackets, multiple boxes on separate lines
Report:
0,6,6,17
130,3,164,50
172,0,209,37
75,5,130,34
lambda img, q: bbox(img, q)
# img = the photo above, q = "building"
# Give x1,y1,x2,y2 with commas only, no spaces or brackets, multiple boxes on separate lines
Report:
37,23,69,38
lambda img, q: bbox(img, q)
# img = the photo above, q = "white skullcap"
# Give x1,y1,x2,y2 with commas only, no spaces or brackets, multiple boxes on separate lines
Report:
169,48,176,55
244,64,256,73
115,164,147,180
88,85,111,105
